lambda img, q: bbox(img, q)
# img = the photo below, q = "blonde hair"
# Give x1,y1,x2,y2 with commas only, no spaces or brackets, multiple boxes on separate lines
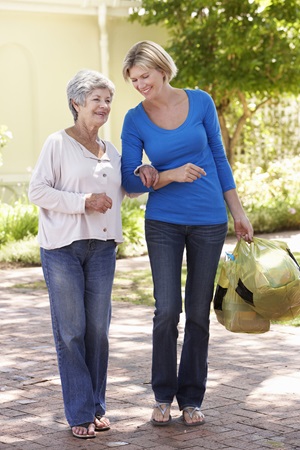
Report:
122,41,178,83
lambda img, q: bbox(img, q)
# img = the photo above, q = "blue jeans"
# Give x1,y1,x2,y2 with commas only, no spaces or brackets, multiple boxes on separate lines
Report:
145,219,227,410
40,239,116,427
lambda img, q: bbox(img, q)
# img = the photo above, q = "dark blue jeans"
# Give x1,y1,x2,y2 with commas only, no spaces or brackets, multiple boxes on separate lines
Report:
40,239,116,427
145,219,227,410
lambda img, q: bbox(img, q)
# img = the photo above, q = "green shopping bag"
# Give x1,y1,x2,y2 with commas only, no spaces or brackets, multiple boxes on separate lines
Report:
214,237,300,328
214,256,270,333
231,237,300,321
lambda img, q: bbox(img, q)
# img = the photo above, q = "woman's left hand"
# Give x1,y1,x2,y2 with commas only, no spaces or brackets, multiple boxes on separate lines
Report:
234,217,254,243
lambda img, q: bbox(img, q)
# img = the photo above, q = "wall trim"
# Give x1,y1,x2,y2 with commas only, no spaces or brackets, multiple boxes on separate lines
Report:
0,0,140,16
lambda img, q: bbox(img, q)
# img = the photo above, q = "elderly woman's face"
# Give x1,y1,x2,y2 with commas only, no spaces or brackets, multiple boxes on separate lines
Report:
77,88,112,127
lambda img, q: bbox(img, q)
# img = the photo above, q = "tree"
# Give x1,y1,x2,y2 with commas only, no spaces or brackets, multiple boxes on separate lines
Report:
129,0,300,165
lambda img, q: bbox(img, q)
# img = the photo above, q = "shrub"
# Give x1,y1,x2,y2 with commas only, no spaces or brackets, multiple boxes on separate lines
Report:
0,236,40,265
0,197,38,246
229,156,300,234
0,196,148,261
0,155,299,265
117,197,147,258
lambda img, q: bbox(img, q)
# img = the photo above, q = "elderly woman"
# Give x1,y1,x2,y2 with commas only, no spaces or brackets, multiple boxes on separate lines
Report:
28,69,123,439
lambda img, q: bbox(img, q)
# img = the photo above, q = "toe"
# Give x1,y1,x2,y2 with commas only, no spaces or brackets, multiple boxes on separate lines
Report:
87,423,96,435
72,423,95,437
72,426,86,436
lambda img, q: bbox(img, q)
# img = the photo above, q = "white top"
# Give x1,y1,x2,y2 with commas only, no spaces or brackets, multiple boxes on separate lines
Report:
28,130,125,249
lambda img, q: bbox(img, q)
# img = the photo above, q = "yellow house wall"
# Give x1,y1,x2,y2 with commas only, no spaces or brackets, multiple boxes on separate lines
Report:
107,17,168,152
0,9,167,193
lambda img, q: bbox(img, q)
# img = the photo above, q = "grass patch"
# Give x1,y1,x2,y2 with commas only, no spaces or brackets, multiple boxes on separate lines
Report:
112,266,188,306
273,317,300,327
112,269,153,305
13,281,46,290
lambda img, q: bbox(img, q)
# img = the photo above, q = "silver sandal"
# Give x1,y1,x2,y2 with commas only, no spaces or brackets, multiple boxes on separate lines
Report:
151,402,172,426
182,406,205,426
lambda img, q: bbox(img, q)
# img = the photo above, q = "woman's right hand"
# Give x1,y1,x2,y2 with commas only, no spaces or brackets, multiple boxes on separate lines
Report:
85,193,112,213
169,163,206,183
150,163,206,190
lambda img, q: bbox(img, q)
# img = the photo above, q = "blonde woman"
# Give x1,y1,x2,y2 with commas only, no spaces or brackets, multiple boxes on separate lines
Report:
121,41,253,426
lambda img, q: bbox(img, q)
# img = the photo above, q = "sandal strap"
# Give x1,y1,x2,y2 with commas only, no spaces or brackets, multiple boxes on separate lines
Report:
153,402,171,417
183,406,203,420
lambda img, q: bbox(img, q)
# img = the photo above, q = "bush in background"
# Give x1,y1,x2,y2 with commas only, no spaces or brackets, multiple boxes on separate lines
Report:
228,156,300,234
0,157,299,265
117,197,147,258
0,197,38,246
0,196,147,264
0,236,40,266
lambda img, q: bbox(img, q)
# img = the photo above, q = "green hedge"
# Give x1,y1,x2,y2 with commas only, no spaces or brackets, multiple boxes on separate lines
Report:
228,156,300,234
0,156,299,263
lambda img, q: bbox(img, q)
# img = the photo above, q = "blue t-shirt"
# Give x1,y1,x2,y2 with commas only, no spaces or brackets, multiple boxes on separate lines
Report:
121,89,236,225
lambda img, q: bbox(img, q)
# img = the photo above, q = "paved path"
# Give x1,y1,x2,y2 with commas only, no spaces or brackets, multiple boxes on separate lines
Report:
1,231,300,449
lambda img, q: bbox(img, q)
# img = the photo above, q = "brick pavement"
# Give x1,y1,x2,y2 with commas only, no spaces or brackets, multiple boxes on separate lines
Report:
1,231,300,450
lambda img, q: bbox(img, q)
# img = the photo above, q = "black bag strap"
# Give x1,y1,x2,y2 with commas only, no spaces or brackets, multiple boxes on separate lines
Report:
287,248,300,270
213,285,227,311
235,279,254,306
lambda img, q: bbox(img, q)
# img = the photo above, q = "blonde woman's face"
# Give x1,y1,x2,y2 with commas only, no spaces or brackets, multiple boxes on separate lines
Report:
129,66,165,99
